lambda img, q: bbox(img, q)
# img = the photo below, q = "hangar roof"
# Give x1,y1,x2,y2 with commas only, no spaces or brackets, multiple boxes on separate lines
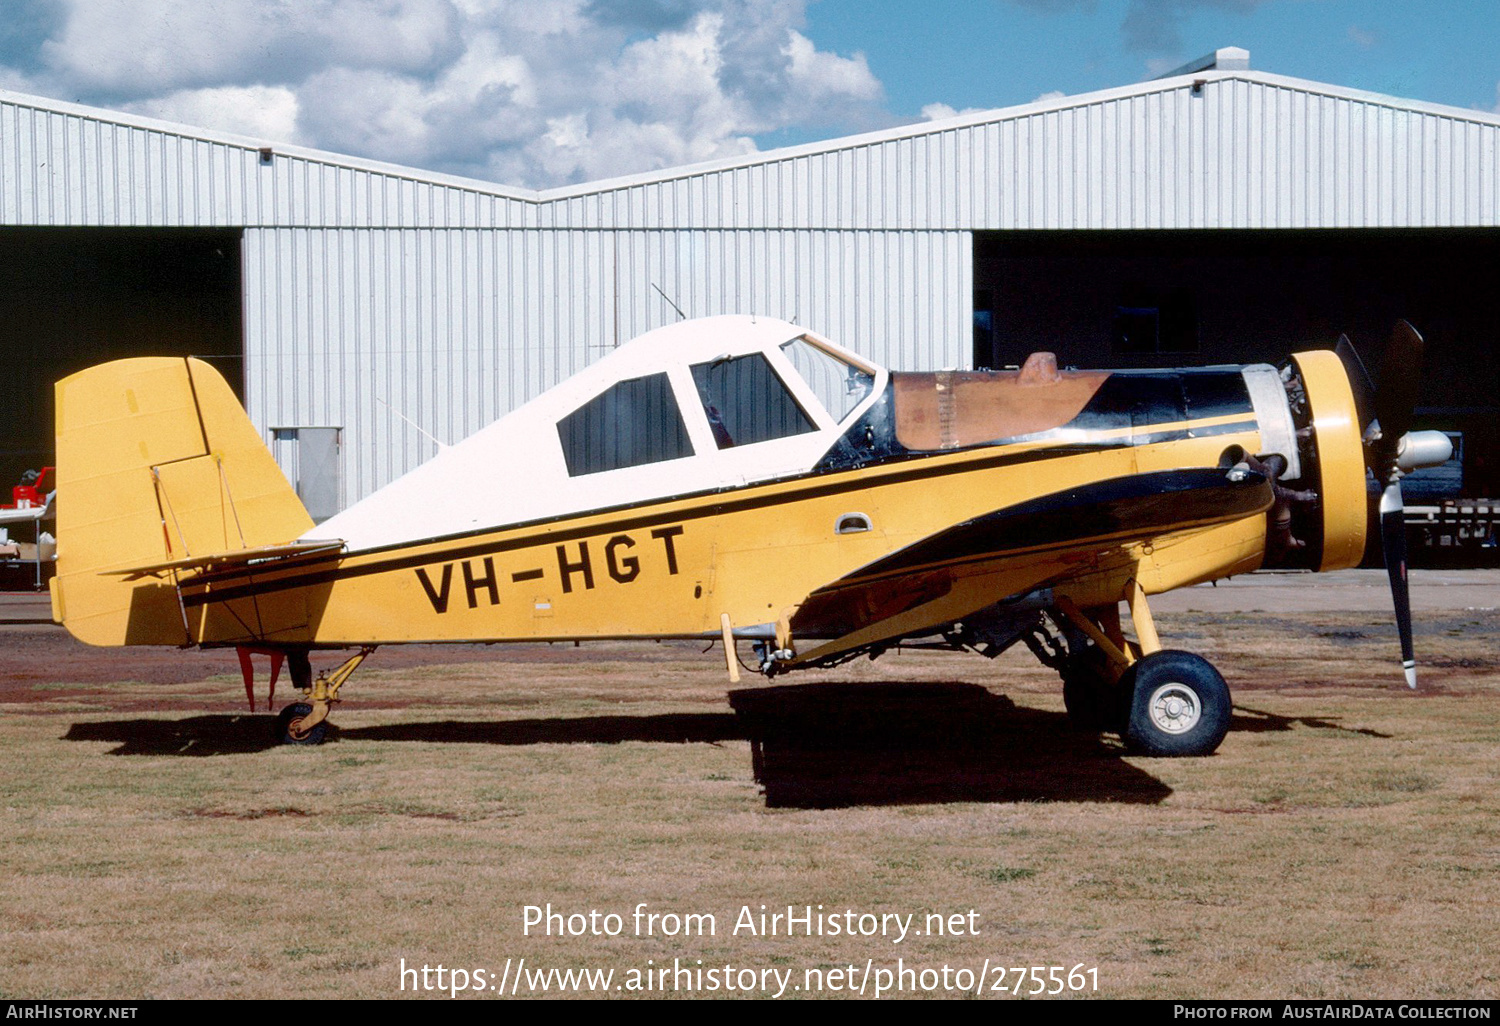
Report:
4,49,1499,230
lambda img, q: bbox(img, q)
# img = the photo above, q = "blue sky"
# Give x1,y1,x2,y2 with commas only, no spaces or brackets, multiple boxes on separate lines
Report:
0,1,1495,188
794,0,1499,140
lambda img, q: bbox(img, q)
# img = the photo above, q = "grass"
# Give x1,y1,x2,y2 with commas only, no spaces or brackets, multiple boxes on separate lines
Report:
0,610,1497,1000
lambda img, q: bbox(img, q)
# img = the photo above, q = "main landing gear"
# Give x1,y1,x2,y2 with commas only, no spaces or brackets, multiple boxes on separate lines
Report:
1031,583,1232,757
271,647,376,746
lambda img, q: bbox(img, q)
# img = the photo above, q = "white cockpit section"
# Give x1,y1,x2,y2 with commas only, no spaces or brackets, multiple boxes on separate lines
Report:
312,316,887,552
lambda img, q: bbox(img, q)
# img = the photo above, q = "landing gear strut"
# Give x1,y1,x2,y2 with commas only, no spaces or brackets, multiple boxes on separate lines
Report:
272,647,376,746
1049,582,1232,757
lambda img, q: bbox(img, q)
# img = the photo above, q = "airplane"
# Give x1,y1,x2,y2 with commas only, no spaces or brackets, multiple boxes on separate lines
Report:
48,315,1451,757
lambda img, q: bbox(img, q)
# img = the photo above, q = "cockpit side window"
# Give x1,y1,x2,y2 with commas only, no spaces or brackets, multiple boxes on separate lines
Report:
690,353,816,449
779,336,875,422
558,372,693,476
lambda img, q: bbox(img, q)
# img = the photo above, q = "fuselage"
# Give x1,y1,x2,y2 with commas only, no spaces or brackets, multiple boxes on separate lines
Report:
163,317,1366,653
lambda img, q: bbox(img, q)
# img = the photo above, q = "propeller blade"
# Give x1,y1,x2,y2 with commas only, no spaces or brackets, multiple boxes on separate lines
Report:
1362,320,1426,688
1379,480,1417,688
1372,320,1424,456
1334,332,1375,430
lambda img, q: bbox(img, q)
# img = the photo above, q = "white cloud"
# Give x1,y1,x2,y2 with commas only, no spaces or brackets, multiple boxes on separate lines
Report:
295,68,443,167
782,30,880,106
921,102,989,121
1,0,890,189
1033,89,1067,103
39,0,462,94
122,85,301,144
613,12,735,128
0,65,37,94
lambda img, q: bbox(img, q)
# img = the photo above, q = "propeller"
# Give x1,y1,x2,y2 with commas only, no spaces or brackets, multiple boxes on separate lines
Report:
1359,320,1434,689
1334,333,1374,428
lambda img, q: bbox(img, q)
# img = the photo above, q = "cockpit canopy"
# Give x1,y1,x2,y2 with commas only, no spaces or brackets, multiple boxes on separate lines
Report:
309,317,888,553
555,327,879,480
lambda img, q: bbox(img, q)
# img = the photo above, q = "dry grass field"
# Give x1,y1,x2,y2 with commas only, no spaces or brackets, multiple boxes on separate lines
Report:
1,593,1497,1000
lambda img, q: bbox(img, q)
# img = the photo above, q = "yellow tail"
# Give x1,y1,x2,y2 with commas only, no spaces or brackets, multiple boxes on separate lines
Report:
51,357,314,646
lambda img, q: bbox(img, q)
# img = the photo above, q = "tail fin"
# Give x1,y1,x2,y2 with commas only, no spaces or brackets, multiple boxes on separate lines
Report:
51,357,314,646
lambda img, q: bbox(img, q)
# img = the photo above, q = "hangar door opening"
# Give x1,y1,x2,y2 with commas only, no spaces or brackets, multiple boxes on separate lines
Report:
972,228,1500,497
0,227,244,492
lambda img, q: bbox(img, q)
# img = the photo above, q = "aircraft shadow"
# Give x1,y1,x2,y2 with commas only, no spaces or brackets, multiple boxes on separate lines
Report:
62,682,1173,808
340,714,743,746
728,682,1172,809
65,714,286,756
61,712,743,757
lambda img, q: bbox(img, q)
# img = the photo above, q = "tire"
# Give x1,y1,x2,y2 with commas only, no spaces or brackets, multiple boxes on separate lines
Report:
273,701,327,746
1121,650,1231,757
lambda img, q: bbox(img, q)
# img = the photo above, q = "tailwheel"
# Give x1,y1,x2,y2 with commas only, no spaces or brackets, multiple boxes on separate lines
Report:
1121,650,1232,757
274,701,328,746
270,647,376,747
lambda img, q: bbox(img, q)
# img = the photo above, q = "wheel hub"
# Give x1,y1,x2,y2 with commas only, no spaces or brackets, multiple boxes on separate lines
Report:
1147,682,1201,735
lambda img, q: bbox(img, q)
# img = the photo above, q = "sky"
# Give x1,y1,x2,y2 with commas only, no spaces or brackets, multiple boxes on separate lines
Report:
0,0,1496,190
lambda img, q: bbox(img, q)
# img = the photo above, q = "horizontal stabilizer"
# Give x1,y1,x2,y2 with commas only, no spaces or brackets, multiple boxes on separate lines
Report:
104,540,345,580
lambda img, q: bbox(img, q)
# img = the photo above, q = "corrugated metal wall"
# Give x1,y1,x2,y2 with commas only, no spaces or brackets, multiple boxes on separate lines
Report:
5,72,1499,501
242,227,968,497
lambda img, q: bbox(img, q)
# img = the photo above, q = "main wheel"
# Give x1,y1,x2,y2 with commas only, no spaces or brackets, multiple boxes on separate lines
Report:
1120,650,1231,757
274,701,327,746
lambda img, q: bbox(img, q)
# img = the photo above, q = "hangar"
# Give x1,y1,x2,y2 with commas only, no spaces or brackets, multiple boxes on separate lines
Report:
2,46,1498,517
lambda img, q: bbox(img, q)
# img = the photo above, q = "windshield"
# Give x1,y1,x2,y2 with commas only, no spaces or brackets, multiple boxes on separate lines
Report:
779,337,875,422
690,353,816,449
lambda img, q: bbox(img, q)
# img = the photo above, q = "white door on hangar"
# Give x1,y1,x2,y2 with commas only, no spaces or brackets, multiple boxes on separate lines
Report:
271,426,342,524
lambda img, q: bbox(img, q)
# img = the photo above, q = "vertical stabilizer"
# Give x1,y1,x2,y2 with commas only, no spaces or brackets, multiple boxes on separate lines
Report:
51,357,314,646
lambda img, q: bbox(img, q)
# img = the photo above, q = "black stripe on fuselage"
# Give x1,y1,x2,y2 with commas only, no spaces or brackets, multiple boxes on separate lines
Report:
840,468,1273,584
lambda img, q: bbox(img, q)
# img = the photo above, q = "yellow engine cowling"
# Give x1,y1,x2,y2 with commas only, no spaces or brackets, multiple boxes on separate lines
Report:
1291,349,1368,572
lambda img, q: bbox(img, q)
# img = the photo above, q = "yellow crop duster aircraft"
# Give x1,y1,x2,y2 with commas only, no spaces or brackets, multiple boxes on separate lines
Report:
51,316,1449,757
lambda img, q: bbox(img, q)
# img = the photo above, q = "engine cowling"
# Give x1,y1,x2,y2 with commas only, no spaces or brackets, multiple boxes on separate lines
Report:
1286,349,1368,572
